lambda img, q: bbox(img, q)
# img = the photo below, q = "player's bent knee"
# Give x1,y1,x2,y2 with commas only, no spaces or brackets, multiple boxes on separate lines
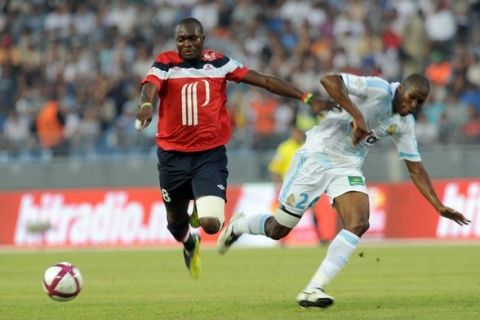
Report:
199,217,221,234
195,195,225,232
267,224,291,240
265,209,296,240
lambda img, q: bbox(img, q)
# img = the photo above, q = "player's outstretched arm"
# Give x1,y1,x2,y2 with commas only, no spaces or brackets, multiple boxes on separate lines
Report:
136,83,158,130
240,70,336,113
320,74,369,145
405,160,471,226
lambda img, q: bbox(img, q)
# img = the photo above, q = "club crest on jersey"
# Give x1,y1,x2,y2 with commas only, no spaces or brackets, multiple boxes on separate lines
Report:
354,78,365,89
203,52,217,61
285,194,296,207
386,124,397,135
203,64,213,70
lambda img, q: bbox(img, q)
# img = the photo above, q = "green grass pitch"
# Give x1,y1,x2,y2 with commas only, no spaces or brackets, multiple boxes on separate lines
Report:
0,244,479,320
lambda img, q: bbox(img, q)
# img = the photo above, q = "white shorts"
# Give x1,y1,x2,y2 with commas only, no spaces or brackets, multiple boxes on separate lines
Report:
276,150,368,228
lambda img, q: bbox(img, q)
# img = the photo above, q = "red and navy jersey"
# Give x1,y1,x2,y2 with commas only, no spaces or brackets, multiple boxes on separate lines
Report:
141,50,249,152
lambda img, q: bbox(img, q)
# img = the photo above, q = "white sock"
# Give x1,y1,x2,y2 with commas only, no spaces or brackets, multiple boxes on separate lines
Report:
232,214,270,236
306,229,360,290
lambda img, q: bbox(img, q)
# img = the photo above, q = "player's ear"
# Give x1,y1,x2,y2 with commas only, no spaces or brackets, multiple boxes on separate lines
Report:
397,84,407,97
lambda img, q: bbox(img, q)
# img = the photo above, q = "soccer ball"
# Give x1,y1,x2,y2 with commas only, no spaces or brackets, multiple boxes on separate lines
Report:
42,262,83,301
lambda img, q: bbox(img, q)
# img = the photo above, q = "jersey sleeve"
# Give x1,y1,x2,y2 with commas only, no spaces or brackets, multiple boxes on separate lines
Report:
341,74,368,98
224,57,249,82
341,74,392,100
391,115,422,162
141,53,170,91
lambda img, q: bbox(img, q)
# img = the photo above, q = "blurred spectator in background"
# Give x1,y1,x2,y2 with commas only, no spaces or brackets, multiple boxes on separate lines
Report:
438,94,470,144
415,111,439,145
401,9,428,76
461,105,480,144
2,109,30,157
251,89,279,150
425,51,452,87
35,98,66,157
425,0,456,57
76,107,102,155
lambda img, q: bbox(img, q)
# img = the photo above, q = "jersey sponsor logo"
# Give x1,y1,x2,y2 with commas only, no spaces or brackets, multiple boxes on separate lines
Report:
181,80,211,126
348,176,365,186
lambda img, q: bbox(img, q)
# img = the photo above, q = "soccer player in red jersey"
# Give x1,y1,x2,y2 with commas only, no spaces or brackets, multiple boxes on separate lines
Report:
136,17,355,279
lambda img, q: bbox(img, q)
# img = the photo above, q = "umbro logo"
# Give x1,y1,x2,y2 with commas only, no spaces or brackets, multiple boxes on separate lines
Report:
217,184,225,190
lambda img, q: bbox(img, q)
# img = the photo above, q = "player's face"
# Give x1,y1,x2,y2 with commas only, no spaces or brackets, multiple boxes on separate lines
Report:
394,85,429,116
175,24,204,61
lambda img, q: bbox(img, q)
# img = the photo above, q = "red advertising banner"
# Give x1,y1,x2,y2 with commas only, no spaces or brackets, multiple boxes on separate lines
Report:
0,179,479,248
385,179,480,239
0,188,175,247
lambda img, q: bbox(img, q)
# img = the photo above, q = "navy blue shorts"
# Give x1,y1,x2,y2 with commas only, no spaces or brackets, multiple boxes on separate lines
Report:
156,146,228,206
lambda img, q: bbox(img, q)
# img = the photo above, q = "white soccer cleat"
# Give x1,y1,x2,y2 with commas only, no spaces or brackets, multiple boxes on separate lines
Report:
217,211,244,255
296,288,335,308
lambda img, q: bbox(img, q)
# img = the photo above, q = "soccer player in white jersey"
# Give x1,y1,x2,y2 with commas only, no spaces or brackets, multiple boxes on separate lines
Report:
217,73,471,308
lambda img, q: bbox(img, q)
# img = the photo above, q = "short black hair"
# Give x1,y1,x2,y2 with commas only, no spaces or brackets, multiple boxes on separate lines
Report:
403,74,430,93
177,17,204,34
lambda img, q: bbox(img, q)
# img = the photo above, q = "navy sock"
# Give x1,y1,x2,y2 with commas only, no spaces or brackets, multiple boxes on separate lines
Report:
183,233,195,252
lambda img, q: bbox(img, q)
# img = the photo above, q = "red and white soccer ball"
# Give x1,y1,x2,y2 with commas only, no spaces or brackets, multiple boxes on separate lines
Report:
43,262,83,302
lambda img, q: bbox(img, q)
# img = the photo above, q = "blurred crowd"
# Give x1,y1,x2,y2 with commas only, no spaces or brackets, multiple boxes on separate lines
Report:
1,0,480,161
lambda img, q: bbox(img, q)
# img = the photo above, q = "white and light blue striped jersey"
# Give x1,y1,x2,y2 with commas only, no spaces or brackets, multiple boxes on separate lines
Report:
302,73,421,169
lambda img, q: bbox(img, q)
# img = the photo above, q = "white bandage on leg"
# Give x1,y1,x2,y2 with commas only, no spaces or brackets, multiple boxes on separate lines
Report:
273,207,301,229
195,196,225,226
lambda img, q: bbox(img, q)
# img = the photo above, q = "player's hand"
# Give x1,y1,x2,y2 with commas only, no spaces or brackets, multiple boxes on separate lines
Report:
351,119,370,145
310,98,342,114
135,103,153,130
438,206,471,226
